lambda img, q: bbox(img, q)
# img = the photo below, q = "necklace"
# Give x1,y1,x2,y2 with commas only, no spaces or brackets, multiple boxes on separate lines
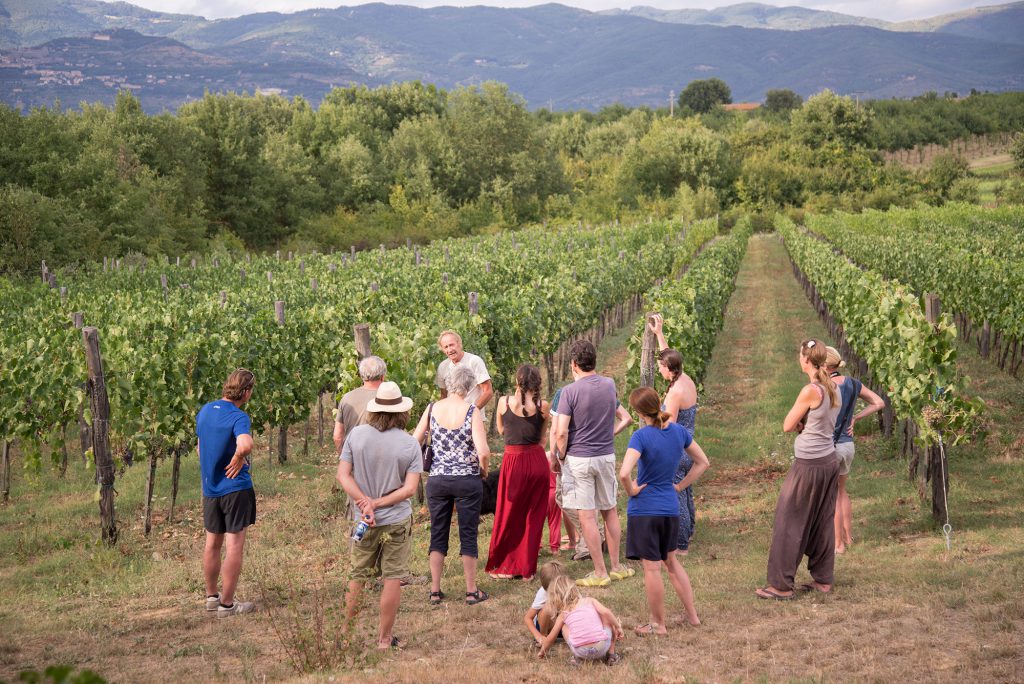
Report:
829,371,841,378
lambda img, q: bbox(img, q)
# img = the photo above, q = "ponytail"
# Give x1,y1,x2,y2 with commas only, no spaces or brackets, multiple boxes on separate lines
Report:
814,366,839,408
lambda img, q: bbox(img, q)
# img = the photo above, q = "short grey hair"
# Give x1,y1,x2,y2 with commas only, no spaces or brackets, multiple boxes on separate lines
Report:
358,355,387,382
445,365,477,397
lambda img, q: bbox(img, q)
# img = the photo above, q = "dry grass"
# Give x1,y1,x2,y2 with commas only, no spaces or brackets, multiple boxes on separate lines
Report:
2,234,1022,682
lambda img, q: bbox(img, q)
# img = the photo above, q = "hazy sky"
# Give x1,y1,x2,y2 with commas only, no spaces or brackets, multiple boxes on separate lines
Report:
114,1,1000,23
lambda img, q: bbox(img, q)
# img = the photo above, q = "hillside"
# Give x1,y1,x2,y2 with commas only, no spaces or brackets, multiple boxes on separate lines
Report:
2,2,1023,112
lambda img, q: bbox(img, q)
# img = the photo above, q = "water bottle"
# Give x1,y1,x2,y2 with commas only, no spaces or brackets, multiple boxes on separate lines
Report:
351,515,371,542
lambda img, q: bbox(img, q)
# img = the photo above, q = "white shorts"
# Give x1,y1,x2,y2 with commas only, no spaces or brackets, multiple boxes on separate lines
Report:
836,442,855,476
562,454,617,511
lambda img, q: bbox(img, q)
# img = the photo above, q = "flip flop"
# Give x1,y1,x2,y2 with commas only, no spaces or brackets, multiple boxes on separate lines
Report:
634,623,664,637
756,587,796,601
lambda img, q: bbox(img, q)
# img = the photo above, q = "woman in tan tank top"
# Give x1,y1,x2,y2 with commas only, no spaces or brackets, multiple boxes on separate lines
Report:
757,339,841,600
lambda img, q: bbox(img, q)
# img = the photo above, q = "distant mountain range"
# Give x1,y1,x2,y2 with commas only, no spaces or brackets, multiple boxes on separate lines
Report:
1,1,1023,112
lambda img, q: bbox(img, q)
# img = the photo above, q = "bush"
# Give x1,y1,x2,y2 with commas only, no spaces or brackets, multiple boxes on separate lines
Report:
948,178,980,204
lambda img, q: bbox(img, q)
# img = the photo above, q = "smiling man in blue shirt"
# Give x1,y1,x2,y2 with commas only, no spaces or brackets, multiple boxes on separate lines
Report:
196,368,256,617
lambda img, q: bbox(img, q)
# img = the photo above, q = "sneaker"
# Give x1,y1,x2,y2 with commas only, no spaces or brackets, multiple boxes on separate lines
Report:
217,601,256,618
609,567,635,581
575,572,611,588
205,594,220,612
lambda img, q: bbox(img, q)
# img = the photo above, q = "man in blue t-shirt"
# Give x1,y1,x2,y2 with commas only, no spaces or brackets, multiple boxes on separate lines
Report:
196,368,256,618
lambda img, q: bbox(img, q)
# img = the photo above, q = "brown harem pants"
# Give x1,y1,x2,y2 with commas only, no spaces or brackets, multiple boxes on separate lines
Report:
766,454,840,591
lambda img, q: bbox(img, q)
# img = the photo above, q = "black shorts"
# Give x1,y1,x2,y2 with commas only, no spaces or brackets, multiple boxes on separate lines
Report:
203,488,256,534
625,515,679,562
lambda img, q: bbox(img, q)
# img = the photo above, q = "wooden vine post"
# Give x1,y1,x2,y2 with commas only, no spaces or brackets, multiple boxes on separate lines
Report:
640,311,658,388
924,293,949,523
275,301,287,464
168,446,182,523
354,324,372,360
82,326,118,545
144,444,158,536
1,440,10,504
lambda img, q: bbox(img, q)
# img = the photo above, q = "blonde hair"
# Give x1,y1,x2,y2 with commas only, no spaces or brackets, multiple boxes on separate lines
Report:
546,575,582,616
437,329,462,347
538,561,566,590
801,339,838,408
824,346,846,370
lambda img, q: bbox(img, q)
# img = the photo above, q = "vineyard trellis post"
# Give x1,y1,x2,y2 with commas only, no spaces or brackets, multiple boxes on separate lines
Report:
354,324,372,360
276,301,287,464
924,293,949,523
82,326,118,545
168,446,182,523
640,311,658,388
1,440,10,504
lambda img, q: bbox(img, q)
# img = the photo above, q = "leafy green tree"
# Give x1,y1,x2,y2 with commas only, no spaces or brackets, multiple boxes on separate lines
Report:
1012,132,1024,173
927,152,970,201
616,118,725,201
764,89,803,114
790,90,872,149
678,79,732,114
737,145,806,209
0,185,98,273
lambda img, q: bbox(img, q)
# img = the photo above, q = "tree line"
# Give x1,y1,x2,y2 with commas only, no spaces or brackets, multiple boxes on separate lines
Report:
2,81,1021,275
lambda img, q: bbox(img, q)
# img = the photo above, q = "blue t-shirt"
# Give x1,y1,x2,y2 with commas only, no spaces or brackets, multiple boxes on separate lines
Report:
834,377,862,445
626,422,693,517
196,399,253,498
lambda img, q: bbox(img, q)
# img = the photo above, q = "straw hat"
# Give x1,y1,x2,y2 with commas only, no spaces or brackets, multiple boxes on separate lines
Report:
365,381,414,413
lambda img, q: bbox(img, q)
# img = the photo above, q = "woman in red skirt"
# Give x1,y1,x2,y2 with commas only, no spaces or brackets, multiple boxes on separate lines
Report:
487,364,551,580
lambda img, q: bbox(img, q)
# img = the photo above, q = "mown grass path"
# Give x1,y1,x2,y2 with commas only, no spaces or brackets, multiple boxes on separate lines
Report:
1,234,1021,682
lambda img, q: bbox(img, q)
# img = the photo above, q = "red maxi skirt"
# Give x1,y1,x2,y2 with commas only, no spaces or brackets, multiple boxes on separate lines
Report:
485,443,550,578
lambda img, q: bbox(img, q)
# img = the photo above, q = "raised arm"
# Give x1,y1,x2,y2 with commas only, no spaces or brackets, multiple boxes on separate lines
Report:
648,313,669,351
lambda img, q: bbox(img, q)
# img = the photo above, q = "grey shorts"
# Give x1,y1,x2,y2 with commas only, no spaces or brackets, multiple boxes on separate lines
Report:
836,442,855,476
563,454,617,511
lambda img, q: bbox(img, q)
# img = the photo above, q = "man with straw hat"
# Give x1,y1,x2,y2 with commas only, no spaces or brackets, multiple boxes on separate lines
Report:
337,381,422,650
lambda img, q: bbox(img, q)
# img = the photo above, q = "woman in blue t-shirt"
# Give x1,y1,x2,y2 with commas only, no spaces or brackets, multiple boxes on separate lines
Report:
619,387,710,635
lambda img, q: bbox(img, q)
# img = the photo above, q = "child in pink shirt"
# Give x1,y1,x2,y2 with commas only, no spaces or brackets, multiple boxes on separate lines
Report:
538,575,623,666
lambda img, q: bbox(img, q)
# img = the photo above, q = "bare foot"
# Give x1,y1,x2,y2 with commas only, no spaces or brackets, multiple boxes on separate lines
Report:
835,543,846,554
756,586,795,600
798,581,832,594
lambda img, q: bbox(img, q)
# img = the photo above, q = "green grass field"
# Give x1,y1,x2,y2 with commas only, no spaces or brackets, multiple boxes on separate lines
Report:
2,235,1022,682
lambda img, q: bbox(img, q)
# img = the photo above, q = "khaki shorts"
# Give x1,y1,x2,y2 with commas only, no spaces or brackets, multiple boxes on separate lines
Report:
562,454,617,511
349,515,413,581
835,442,855,476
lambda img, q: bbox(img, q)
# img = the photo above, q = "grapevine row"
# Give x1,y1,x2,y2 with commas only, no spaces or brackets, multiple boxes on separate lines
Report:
0,218,718,482
804,204,1024,375
630,216,754,390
